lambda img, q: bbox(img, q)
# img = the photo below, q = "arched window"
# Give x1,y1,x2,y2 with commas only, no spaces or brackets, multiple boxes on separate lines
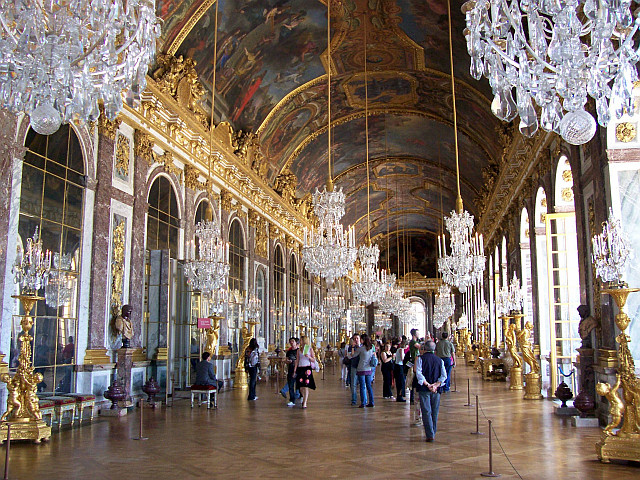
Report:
147,176,180,256
534,187,551,389
289,254,299,337
409,297,426,337
520,208,534,327
228,219,245,293
274,246,285,347
256,268,266,340
16,125,85,393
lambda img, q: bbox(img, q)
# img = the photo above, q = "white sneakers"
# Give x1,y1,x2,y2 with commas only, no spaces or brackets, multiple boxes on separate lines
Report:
287,401,295,407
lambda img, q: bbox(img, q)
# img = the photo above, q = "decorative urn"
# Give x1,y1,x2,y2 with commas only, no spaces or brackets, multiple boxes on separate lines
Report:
104,380,127,409
573,390,595,417
554,381,573,408
142,377,161,406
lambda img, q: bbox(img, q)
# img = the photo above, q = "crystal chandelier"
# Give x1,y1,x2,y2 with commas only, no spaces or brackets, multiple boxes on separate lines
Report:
507,273,524,312
350,303,366,325
352,244,386,305
496,284,509,315
437,0,486,291
458,312,469,330
462,0,640,145
379,273,404,315
13,227,51,294
433,283,456,329
246,293,262,321
592,207,631,285
477,300,490,324
396,297,413,326
45,253,75,308
301,0,357,285
324,288,346,319
184,205,230,297
0,0,161,135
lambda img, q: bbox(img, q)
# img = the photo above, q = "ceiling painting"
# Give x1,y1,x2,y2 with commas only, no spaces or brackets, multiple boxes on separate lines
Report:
174,0,328,131
379,232,438,278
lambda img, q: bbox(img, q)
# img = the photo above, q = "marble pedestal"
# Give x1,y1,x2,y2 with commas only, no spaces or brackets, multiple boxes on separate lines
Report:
116,348,134,406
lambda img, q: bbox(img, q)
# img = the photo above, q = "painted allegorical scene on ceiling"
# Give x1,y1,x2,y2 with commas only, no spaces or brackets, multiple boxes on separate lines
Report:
379,233,438,279
174,0,328,131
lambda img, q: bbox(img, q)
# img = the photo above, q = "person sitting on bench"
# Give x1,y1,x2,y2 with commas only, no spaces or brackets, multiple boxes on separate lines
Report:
195,352,223,390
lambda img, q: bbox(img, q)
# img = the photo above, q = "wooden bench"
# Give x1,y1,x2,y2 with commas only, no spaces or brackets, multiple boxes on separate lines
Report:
190,385,217,409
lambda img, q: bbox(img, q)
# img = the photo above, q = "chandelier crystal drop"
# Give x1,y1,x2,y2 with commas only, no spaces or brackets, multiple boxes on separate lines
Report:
184,208,229,296
592,207,631,285
302,185,357,285
45,253,75,308
437,209,486,291
352,243,386,305
462,0,640,145
0,0,161,135
13,227,51,294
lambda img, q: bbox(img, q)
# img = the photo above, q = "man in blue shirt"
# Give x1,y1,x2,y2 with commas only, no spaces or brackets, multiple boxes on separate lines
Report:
195,352,223,390
415,340,447,442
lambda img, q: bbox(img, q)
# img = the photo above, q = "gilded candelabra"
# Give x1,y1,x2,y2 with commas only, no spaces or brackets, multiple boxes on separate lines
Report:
595,287,640,463
1,294,51,443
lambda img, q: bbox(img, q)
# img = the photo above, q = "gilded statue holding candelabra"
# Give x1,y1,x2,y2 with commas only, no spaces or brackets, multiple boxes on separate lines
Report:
235,320,259,388
506,323,523,390
518,321,542,400
203,316,221,355
591,210,640,462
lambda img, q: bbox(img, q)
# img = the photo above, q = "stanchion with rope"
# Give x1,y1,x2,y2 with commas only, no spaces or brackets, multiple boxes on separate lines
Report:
470,395,484,435
480,419,501,477
132,398,149,441
464,378,473,406
3,423,10,480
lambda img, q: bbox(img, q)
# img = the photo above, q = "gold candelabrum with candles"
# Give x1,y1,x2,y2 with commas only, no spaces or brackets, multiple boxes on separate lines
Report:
1,294,51,443
596,287,640,463
234,320,259,389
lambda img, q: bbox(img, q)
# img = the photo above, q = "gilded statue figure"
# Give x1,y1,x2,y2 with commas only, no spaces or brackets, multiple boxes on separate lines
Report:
114,304,134,348
517,321,539,374
614,332,640,434
204,317,221,355
596,376,624,436
505,323,522,369
235,326,253,372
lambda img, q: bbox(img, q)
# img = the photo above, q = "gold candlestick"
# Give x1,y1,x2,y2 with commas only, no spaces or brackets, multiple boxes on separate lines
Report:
596,287,640,463
1,294,51,443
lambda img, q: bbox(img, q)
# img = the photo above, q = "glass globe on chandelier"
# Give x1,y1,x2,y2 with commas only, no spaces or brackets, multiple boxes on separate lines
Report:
592,208,631,286
462,0,640,145
0,0,161,135
302,0,356,285
438,0,486,292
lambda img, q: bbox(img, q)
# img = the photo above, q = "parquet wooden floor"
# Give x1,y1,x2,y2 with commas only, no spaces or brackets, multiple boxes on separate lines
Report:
4,365,639,479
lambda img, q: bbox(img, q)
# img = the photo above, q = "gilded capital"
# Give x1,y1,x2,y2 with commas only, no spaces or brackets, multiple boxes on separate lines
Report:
220,189,233,212
248,209,260,228
134,129,154,163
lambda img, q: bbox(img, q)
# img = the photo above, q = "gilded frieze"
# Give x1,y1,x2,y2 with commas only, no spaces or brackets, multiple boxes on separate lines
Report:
110,215,127,316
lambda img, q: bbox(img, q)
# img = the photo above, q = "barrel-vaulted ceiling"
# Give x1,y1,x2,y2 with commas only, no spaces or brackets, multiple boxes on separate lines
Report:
157,0,502,277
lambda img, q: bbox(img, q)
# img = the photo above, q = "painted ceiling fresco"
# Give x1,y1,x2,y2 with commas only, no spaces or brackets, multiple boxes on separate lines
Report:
155,0,501,269
379,233,438,278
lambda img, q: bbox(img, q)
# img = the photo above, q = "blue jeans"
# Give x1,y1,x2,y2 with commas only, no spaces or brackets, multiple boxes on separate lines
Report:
418,390,441,439
441,357,452,391
350,367,358,404
357,373,373,406
280,380,300,401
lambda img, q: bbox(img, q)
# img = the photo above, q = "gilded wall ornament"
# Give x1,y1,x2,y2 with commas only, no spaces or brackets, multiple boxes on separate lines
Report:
134,129,153,163
561,187,574,203
615,122,637,143
220,189,233,212
110,215,126,316
255,219,269,259
562,168,573,184
183,164,201,191
114,133,130,179
98,105,121,140
248,209,259,228
274,169,298,205
153,150,181,178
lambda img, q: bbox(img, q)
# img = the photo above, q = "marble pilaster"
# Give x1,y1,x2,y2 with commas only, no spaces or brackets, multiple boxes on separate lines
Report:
87,133,116,350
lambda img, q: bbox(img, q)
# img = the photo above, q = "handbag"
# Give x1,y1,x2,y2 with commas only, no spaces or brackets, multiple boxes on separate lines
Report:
310,359,320,372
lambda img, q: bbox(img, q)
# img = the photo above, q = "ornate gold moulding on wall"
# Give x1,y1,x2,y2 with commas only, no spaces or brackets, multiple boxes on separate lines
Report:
120,71,309,243
396,273,442,293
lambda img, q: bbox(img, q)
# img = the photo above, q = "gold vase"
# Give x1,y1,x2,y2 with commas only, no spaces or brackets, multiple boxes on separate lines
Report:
595,287,640,463
1,295,51,443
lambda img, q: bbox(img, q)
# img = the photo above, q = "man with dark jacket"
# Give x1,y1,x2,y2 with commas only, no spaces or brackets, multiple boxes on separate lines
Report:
415,340,447,442
195,352,223,390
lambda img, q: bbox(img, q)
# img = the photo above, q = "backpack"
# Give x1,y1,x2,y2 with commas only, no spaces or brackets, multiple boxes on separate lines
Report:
244,349,252,370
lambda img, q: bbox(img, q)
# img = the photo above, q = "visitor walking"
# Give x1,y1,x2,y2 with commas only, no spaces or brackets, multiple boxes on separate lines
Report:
394,340,406,402
436,332,456,392
282,337,299,406
293,335,316,408
355,333,376,408
245,338,260,401
380,341,394,399
416,340,447,442
348,334,361,405
338,341,348,385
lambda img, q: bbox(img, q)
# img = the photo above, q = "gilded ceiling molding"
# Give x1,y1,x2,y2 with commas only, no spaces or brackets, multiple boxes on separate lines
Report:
478,131,556,246
166,0,217,56
121,76,310,243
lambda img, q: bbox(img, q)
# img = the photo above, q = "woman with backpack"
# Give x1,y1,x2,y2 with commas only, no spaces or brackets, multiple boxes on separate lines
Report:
293,335,316,408
245,338,260,401
355,333,376,408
